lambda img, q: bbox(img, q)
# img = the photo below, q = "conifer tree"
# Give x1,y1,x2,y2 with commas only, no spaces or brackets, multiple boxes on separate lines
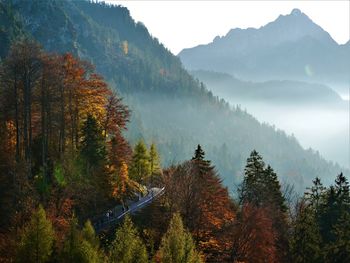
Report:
129,140,151,183
327,211,350,262
80,114,106,172
290,202,322,263
149,143,162,184
192,144,205,161
158,213,202,263
109,216,148,263
16,205,55,263
61,217,100,263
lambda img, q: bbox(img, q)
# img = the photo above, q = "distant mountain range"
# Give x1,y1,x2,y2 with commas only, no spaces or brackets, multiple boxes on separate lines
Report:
179,9,350,85
190,70,345,106
0,1,346,191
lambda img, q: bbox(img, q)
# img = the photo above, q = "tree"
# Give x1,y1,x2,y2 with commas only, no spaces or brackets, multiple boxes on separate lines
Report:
231,204,277,263
239,150,289,262
111,161,139,209
290,200,322,263
61,216,100,263
16,205,55,263
163,146,235,261
129,140,151,183
149,143,162,185
109,216,148,263
80,114,106,172
158,213,202,263
192,144,205,161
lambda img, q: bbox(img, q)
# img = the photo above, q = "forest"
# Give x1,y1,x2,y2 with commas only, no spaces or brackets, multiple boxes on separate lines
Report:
0,0,345,194
0,39,349,263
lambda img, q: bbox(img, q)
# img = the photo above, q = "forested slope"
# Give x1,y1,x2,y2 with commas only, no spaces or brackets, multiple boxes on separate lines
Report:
0,0,345,191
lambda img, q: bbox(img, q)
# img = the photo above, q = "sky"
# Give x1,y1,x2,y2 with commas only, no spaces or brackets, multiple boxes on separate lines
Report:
106,0,350,55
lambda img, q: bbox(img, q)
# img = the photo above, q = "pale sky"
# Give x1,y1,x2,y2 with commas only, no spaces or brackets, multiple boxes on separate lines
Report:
106,0,350,54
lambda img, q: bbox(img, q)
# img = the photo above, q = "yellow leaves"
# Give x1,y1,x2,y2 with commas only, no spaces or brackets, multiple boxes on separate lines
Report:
111,161,130,198
122,41,128,55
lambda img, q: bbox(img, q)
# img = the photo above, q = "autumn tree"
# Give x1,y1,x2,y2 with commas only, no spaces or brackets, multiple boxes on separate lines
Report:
109,216,148,263
163,145,235,261
231,204,277,263
239,150,289,261
111,161,139,210
16,205,55,263
157,213,202,263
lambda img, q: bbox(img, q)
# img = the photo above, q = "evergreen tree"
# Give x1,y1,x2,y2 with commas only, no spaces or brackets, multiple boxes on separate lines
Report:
239,150,265,205
80,114,106,171
158,213,202,263
109,216,148,263
290,202,322,263
149,143,161,176
305,177,326,211
129,140,151,183
16,205,55,263
326,211,350,262
192,144,205,161
61,217,100,263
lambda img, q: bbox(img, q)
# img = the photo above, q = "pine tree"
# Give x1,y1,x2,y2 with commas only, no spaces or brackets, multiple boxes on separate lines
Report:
80,114,106,172
239,150,265,205
290,202,322,263
158,213,202,263
192,144,205,161
61,217,100,263
129,140,151,183
305,177,326,211
16,205,55,263
149,143,162,185
109,216,148,263
327,211,350,262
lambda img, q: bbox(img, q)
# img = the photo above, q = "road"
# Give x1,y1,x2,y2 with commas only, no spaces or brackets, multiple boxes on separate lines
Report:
93,187,165,233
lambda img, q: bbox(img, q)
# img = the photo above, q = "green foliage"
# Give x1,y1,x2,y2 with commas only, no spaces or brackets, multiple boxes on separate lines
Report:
158,213,202,263
16,205,55,263
80,114,106,171
61,217,101,263
109,216,148,263
240,150,286,212
129,140,151,183
290,204,322,263
54,163,66,187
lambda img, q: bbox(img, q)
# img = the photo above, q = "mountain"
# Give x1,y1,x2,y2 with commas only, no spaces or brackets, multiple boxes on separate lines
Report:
0,0,346,192
190,70,345,106
178,9,350,85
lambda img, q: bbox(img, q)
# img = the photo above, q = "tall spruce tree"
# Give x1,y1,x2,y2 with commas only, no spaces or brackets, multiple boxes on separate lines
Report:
80,114,106,172
16,205,55,263
290,202,322,263
149,143,161,176
109,216,148,263
158,213,202,263
129,140,151,183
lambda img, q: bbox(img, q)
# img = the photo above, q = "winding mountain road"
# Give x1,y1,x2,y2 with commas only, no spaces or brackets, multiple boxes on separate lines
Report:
93,187,165,233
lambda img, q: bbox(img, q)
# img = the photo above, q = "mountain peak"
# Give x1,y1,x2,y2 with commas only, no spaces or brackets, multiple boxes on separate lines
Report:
290,8,302,16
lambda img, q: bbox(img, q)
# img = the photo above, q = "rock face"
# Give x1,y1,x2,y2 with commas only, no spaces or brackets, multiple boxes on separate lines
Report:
178,9,349,83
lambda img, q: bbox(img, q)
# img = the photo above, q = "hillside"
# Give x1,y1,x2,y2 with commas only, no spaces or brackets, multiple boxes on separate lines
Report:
190,70,345,106
178,9,350,86
0,0,345,191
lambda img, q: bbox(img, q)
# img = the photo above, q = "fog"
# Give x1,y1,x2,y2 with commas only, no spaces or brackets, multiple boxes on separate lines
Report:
225,96,349,169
